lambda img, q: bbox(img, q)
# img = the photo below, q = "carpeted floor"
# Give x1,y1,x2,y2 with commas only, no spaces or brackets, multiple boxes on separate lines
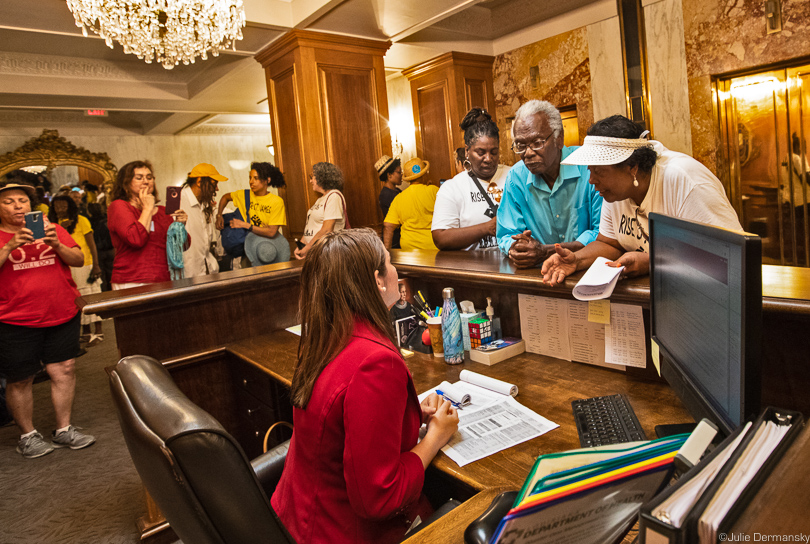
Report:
0,320,153,543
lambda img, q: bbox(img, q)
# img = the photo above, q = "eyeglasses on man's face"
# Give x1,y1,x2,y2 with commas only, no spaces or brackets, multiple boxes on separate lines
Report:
510,132,555,155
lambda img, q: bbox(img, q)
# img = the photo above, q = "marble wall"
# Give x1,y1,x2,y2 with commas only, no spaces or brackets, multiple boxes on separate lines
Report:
0,133,273,197
493,28,594,164
588,16,627,122
683,0,810,174
644,0,692,155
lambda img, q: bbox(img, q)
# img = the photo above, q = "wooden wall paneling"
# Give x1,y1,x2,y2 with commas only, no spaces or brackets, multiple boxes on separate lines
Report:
404,52,496,182
270,67,309,238
255,30,391,233
416,81,454,182
319,65,383,229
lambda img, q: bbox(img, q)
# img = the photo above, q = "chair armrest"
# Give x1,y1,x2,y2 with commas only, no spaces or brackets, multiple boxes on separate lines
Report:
463,491,519,544
251,439,290,496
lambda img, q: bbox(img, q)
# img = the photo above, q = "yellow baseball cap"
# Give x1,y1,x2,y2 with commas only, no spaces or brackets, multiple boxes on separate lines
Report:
189,163,228,182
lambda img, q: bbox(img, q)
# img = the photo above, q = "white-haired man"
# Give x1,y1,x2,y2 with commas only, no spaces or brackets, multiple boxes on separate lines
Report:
497,100,602,268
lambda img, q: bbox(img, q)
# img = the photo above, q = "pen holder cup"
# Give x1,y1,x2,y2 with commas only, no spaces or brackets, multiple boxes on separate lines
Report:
427,317,444,358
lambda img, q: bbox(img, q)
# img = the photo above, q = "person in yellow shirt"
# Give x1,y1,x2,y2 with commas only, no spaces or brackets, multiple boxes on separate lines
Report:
216,162,289,266
383,157,439,251
48,195,103,345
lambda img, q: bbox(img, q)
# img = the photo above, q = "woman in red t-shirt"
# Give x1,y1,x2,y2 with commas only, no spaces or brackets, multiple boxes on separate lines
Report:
107,160,188,289
0,183,96,458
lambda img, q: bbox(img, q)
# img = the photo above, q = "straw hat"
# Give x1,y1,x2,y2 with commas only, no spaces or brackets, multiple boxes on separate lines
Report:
561,136,653,166
0,183,37,200
374,155,396,176
402,157,430,181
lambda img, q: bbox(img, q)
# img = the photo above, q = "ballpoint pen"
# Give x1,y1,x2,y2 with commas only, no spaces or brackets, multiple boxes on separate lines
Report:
434,389,463,409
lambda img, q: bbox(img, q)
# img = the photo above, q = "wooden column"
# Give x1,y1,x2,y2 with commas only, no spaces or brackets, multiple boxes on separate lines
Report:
255,30,392,238
402,52,496,182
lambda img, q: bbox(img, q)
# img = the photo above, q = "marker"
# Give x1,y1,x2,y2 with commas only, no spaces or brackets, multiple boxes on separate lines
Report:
420,311,430,320
436,306,440,316
438,307,442,317
434,389,462,409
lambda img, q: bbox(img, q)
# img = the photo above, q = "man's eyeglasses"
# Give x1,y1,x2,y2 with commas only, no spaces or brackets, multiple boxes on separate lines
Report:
511,132,555,155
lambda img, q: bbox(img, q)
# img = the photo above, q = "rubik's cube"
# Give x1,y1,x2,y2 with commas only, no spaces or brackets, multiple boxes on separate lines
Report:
468,317,493,348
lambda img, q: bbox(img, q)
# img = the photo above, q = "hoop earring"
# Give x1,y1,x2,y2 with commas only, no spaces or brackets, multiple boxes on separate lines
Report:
464,159,472,171
633,176,639,187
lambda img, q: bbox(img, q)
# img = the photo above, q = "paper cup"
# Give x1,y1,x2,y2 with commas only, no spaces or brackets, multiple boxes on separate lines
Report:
426,316,444,357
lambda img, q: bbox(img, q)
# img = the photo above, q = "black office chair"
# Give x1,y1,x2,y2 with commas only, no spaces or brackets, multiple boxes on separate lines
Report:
464,491,518,544
109,355,295,544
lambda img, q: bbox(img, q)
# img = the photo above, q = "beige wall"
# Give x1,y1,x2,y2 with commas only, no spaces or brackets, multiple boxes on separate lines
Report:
0,133,273,197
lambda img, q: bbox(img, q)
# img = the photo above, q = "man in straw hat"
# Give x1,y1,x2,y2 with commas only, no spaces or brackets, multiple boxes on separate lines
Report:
496,100,602,268
375,154,403,248
383,156,438,251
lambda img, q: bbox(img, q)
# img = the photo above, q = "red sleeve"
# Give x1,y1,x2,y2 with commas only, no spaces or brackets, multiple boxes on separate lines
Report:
108,200,149,248
343,350,424,520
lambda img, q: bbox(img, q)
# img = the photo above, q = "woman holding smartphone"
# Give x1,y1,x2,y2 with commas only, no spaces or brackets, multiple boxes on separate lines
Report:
272,228,458,544
107,160,188,289
0,183,95,459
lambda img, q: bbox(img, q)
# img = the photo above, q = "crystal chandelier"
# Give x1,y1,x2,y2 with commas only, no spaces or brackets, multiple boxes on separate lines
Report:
65,0,246,70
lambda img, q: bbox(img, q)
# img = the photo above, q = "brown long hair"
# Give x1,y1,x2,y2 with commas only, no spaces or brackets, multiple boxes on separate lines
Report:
291,228,396,408
112,160,157,203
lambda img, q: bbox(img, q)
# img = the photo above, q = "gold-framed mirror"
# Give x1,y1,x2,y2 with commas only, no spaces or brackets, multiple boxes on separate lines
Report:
0,130,117,193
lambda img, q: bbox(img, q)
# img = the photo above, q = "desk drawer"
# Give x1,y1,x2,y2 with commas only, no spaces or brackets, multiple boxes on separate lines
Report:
233,360,274,405
235,386,277,429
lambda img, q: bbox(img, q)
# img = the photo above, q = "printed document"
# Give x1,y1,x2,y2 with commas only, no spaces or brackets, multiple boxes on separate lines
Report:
420,381,558,467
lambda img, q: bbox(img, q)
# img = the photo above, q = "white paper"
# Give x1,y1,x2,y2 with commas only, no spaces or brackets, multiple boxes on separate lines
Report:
419,381,558,466
605,304,647,368
435,381,470,406
518,294,572,360
567,301,609,367
572,257,623,301
699,421,791,543
460,369,518,397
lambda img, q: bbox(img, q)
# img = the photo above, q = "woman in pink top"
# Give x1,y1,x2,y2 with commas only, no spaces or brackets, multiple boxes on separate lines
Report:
272,228,458,544
107,160,188,289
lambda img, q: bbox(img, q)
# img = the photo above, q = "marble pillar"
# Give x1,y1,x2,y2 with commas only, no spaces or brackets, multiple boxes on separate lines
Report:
587,16,627,123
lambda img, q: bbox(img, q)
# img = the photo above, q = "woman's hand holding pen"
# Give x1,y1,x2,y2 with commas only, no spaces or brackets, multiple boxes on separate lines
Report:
420,393,441,424
426,399,459,444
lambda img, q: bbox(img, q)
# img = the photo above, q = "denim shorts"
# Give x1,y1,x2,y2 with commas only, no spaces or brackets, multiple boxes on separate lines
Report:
0,312,81,383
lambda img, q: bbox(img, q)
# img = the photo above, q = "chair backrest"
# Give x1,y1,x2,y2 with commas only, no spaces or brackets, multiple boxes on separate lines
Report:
109,355,294,544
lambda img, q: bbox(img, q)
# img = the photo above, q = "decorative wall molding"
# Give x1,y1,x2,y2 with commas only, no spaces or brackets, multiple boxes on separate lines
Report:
181,124,272,135
0,51,176,82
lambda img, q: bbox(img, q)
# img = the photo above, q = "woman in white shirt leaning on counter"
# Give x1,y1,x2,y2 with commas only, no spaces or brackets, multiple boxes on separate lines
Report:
541,114,742,284
431,107,509,251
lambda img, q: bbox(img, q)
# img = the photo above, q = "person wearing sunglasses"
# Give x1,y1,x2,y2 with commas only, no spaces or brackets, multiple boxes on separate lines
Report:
496,100,602,268
541,114,742,285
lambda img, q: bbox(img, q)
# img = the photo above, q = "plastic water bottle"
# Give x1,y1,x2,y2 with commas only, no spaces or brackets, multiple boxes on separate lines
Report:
441,287,464,364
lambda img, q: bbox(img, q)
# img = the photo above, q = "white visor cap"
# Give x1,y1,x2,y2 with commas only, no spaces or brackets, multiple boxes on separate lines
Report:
561,135,653,166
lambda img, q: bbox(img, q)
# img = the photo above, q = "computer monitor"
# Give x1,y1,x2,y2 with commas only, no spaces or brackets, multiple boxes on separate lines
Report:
649,213,762,436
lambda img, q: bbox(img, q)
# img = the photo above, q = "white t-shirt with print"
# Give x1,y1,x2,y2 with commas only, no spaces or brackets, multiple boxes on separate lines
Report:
301,190,347,243
431,164,509,250
600,142,742,253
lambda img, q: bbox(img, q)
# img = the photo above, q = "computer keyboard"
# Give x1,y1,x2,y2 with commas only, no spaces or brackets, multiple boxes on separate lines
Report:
572,394,647,447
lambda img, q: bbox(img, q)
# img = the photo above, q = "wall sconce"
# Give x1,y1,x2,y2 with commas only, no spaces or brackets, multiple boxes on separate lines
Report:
765,0,782,34
388,109,414,158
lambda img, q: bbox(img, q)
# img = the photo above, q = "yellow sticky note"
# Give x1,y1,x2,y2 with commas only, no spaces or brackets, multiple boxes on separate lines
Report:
588,300,611,324
651,339,661,376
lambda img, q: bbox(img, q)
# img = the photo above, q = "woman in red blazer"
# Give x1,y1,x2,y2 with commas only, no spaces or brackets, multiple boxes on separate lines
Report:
272,228,458,544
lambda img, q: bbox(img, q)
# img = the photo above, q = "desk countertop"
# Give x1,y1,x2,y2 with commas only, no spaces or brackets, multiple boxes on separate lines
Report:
227,329,692,492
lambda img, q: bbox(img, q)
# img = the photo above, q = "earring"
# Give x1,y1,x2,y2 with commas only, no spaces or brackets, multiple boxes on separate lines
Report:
633,176,639,187
380,286,387,292
464,159,472,171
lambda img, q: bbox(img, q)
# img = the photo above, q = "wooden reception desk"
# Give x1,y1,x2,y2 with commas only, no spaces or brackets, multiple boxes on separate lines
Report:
81,250,810,542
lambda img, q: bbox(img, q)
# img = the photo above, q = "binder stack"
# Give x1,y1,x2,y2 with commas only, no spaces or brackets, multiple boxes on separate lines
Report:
639,407,804,544
490,435,691,544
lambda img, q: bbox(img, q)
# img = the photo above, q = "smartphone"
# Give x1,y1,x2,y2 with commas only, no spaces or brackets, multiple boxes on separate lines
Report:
25,211,45,239
165,186,182,215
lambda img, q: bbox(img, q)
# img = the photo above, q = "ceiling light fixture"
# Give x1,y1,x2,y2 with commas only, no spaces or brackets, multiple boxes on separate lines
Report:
65,0,246,70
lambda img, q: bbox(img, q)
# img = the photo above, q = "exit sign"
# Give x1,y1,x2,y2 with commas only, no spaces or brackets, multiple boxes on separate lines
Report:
85,109,108,117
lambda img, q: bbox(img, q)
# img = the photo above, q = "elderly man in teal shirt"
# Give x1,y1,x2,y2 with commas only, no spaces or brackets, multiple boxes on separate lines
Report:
497,100,602,268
